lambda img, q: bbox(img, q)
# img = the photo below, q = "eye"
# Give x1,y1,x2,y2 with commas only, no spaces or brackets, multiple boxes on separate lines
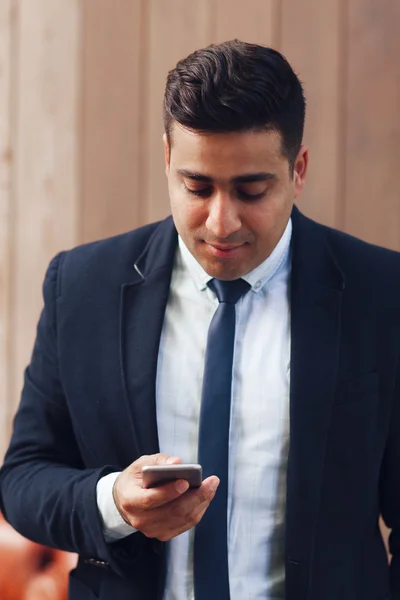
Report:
184,184,212,198
237,189,267,201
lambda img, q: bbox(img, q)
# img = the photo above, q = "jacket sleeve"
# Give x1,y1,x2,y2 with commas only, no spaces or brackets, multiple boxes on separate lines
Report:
0,253,142,577
380,357,400,598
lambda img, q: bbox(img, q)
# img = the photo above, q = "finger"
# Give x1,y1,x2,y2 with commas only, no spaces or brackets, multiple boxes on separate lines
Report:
130,453,183,478
155,454,182,466
150,498,212,542
118,474,219,533
157,476,219,522
113,477,189,528
190,501,210,523
153,475,218,517
182,476,219,504
139,479,191,510
169,503,209,539
133,477,217,528
133,478,219,539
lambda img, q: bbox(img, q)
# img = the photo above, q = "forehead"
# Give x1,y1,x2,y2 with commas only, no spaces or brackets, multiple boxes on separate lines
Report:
169,124,287,176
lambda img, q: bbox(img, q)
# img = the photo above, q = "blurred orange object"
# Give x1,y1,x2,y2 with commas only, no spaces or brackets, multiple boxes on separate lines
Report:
0,514,77,600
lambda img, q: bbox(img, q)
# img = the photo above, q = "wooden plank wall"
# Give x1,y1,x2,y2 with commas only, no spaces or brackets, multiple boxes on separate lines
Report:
344,0,400,248
0,0,81,457
0,0,14,461
81,0,143,241
1,1,399,478
280,0,343,228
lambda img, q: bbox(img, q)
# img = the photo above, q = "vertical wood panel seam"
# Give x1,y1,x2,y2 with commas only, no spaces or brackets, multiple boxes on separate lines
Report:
71,0,81,249
273,0,283,51
7,0,19,435
0,0,13,457
137,0,150,227
336,0,349,232
208,0,216,43
77,0,86,245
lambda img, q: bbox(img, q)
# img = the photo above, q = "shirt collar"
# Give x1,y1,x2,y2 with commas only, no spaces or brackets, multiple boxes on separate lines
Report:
178,218,292,294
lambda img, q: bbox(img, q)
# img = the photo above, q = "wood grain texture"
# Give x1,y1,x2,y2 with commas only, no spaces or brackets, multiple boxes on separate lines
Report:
280,0,342,228
11,0,80,413
212,0,276,46
80,0,143,242
0,0,14,458
343,0,400,249
142,0,213,224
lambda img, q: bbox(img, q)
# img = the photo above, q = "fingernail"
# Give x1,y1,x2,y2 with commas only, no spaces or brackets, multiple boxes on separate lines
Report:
167,457,177,464
176,480,189,493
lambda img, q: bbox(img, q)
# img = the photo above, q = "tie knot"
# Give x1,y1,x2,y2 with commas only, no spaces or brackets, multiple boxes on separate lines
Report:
208,278,251,304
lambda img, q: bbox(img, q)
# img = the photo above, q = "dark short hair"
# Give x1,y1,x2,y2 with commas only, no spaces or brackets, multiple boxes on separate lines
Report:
163,39,306,175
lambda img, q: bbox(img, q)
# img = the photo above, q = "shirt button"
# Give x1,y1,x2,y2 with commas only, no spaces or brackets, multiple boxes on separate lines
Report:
254,281,261,289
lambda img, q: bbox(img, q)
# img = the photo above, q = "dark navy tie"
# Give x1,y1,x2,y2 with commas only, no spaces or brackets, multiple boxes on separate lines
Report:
194,278,251,600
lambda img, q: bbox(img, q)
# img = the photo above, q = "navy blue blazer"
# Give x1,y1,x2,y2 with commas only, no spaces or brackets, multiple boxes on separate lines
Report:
1,206,400,600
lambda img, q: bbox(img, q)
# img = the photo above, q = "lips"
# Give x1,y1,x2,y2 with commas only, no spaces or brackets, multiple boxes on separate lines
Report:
210,244,242,250
206,242,246,258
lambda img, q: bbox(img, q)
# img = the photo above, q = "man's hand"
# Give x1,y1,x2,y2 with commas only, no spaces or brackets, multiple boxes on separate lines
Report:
112,454,219,542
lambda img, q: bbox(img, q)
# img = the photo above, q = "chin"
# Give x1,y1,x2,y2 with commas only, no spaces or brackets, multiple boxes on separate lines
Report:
201,260,246,281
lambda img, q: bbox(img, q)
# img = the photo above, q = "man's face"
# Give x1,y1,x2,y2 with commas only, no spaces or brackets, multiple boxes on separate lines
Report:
164,123,308,280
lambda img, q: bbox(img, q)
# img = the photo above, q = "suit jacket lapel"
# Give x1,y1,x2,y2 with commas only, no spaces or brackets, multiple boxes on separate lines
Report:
285,207,345,600
120,217,177,458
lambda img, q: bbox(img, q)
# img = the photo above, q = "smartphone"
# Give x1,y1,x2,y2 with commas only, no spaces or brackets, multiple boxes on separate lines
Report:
142,464,202,489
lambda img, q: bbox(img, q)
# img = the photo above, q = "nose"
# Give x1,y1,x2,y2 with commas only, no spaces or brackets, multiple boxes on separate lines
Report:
205,193,241,239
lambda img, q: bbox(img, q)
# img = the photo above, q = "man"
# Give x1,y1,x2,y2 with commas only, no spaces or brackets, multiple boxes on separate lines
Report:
0,40,399,600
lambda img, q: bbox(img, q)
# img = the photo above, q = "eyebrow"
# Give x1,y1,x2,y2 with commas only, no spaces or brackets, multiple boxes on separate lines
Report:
177,169,276,184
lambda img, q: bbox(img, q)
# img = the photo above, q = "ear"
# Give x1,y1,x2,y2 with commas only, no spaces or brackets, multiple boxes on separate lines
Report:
293,145,308,200
163,133,170,175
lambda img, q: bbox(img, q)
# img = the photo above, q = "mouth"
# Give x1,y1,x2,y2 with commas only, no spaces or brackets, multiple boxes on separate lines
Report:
205,242,247,258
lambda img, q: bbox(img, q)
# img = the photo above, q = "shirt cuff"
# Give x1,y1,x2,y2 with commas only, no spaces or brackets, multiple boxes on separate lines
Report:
96,471,138,542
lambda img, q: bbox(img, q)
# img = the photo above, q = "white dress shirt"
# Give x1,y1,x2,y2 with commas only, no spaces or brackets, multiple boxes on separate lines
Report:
97,219,292,600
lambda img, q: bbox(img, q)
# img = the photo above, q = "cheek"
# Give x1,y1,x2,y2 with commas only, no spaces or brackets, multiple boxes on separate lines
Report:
170,195,206,233
244,195,291,241
243,204,274,234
